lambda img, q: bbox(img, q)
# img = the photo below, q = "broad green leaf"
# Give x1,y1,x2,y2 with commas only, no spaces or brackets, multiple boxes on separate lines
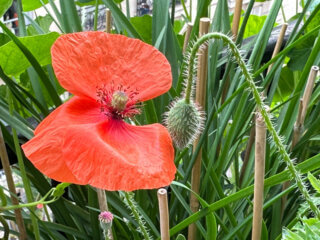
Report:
287,34,315,71
238,14,275,39
0,33,10,46
0,32,59,76
0,0,12,18
175,234,186,240
272,66,295,102
27,14,53,35
308,172,320,193
130,15,152,44
22,0,49,11
306,7,320,36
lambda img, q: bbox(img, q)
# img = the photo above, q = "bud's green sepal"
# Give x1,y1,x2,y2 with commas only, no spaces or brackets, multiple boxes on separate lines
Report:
165,98,205,149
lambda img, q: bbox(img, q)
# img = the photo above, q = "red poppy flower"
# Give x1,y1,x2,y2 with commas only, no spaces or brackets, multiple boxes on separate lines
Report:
22,32,176,191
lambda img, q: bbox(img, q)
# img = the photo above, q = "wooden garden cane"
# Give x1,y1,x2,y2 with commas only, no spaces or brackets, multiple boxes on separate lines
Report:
0,128,27,239
106,8,112,33
188,17,210,240
231,0,243,41
252,114,266,240
281,65,319,217
158,188,170,240
183,23,193,53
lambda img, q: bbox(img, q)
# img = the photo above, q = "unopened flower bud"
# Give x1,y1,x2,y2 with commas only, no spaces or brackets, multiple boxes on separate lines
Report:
99,211,113,231
165,99,205,149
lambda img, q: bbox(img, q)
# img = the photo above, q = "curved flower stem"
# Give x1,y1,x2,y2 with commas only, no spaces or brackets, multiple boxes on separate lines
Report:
123,192,151,240
0,189,58,211
184,32,320,219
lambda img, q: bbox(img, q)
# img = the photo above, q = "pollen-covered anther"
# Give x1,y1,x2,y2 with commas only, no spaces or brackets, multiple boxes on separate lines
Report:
111,91,128,112
96,84,141,119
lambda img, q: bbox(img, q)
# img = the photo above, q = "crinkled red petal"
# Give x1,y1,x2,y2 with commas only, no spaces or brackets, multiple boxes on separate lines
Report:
63,120,176,191
22,97,105,183
22,97,176,190
34,96,105,135
51,32,172,102
22,126,85,184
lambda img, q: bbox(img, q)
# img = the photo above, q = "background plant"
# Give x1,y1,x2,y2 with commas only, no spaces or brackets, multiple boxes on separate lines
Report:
0,0,320,239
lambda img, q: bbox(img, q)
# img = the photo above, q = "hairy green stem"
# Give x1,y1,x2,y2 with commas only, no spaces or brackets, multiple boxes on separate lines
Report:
123,192,151,240
185,32,320,219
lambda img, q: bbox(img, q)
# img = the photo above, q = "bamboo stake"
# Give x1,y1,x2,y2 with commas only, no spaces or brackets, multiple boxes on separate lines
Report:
267,24,288,74
281,65,319,216
240,23,288,185
188,17,210,240
157,188,170,240
97,188,113,240
0,128,27,240
231,0,243,40
183,23,193,53
251,114,266,240
222,0,243,102
106,8,112,33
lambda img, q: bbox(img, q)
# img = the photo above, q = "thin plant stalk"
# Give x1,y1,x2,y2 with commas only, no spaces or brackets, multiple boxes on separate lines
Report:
8,93,40,240
0,129,27,240
281,65,319,216
240,23,288,185
106,8,112,33
171,0,176,26
157,188,170,240
183,23,193,53
188,17,210,240
184,32,320,219
97,188,109,212
267,23,288,74
16,0,27,36
251,114,266,240
231,0,243,41
97,188,113,240
94,0,99,31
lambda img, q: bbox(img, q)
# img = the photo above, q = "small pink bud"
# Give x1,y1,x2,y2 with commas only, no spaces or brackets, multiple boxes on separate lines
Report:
99,211,113,224
37,204,43,209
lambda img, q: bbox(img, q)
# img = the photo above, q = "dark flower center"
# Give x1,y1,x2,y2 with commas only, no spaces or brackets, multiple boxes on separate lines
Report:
96,84,140,119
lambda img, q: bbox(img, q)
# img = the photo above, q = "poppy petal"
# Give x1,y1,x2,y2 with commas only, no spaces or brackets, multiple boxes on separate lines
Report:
22,126,85,184
34,96,106,135
63,120,176,191
22,96,106,183
52,32,172,102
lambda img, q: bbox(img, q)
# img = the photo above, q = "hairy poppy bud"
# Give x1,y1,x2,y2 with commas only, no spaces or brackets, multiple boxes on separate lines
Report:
165,99,205,149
